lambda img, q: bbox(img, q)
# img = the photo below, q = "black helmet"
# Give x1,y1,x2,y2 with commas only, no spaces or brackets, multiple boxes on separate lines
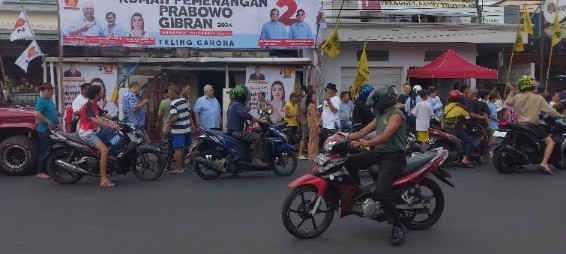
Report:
232,85,249,103
366,85,398,111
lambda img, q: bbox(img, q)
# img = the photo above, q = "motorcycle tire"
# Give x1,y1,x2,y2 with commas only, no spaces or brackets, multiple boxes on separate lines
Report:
272,151,297,177
400,178,444,230
552,160,566,170
492,146,515,174
131,150,165,181
194,149,222,180
282,185,336,239
47,149,83,184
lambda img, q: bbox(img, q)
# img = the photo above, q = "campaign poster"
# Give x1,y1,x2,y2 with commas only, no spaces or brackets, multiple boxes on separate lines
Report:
245,65,295,123
58,0,321,49
62,63,118,107
358,1,478,16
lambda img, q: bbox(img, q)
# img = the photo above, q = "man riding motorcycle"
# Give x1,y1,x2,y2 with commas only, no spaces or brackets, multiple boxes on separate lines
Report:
443,90,475,167
351,84,376,138
505,76,563,174
345,85,407,246
226,85,269,167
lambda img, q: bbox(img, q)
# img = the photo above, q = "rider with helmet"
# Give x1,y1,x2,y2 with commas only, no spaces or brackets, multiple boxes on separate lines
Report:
226,85,269,167
352,84,375,129
346,85,407,246
506,76,563,174
444,90,474,167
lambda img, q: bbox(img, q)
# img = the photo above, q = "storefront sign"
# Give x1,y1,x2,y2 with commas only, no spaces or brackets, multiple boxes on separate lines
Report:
57,0,320,49
358,0,478,16
245,65,295,123
62,63,118,107
543,0,566,23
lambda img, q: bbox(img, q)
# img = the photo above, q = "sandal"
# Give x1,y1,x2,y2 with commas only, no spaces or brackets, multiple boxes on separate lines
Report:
35,173,50,179
169,169,185,174
460,162,474,168
99,180,116,188
538,165,553,175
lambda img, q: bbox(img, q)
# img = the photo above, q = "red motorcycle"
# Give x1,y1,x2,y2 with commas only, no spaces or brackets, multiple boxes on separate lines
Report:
281,134,453,239
428,121,490,164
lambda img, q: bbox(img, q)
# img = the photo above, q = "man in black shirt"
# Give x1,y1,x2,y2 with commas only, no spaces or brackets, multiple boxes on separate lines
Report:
465,88,490,128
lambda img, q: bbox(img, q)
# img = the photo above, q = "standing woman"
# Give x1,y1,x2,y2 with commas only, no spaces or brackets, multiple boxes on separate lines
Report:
306,91,320,161
128,13,149,37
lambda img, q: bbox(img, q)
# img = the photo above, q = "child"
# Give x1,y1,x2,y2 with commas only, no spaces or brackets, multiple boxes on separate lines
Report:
412,89,434,143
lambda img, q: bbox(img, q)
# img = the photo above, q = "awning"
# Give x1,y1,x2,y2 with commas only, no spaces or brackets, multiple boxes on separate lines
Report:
406,49,498,79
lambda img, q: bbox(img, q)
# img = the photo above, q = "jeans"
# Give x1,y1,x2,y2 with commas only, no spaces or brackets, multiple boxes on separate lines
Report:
339,120,352,132
38,130,54,174
451,128,473,157
344,150,406,224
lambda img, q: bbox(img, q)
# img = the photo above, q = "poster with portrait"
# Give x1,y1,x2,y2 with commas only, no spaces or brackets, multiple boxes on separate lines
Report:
62,63,118,108
57,0,321,49
245,65,295,123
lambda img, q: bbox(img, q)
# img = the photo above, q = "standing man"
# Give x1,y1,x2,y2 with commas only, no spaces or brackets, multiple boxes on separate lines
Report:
168,86,192,174
180,83,196,132
289,9,313,39
33,83,58,180
284,92,300,137
321,83,340,142
396,83,411,110
194,84,222,131
68,2,104,36
71,83,91,132
158,91,173,169
122,81,149,130
338,91,353,131
260,8,288,39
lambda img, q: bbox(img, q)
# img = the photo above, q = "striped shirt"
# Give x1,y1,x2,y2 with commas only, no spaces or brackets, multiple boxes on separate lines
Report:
170,97,191,134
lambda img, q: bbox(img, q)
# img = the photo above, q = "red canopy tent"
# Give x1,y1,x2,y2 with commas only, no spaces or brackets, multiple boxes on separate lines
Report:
407,49,498,79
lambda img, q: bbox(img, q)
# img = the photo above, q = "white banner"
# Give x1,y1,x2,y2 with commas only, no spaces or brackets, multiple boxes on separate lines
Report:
245,65,296,123
358,0,478,16
62,63,118,108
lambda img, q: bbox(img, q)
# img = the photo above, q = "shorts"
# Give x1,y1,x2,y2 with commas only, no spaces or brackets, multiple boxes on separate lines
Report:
172,133,192,149
80,132,101,147
301,121,309,140
527,124,549,139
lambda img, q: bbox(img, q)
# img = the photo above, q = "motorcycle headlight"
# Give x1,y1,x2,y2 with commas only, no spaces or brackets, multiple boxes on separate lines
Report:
324,141,337,152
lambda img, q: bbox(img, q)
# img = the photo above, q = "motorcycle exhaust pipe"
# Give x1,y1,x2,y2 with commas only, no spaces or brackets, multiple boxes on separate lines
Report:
55,160,97,176
195,157,224,172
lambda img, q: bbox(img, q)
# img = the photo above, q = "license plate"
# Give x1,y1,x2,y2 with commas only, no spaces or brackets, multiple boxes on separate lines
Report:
314,153,328,165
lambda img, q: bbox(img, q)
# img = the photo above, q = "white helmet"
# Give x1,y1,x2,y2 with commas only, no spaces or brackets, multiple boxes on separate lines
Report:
413,85,423,92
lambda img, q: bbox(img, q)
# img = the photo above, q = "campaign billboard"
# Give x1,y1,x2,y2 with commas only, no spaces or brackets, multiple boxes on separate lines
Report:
62,63,118,111
245,65,296,123
58,0,321,49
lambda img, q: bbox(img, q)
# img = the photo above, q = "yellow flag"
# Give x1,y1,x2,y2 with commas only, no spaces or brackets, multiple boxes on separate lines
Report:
321,25,340,58
552,8,562,47
514,29,524,52
350,42,369,96
522,4,533,35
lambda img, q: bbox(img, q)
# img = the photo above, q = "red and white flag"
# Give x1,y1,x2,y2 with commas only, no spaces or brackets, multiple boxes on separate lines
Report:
10,11,33,41
15,40,42,72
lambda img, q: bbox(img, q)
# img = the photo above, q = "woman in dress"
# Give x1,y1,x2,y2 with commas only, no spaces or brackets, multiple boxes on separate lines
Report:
306,91,320,161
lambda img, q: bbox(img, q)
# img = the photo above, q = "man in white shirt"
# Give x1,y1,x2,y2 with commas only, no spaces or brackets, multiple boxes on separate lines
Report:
321,83,340,142
70,83,92,132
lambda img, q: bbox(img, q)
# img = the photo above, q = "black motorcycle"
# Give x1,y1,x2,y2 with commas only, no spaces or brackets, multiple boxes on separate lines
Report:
46,122,165,184
493,118,566,173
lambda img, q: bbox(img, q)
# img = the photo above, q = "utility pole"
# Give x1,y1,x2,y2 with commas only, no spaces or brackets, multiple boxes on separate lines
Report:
539,0,545,83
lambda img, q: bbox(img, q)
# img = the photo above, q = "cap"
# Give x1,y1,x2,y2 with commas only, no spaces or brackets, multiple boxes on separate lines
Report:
39,83,54,90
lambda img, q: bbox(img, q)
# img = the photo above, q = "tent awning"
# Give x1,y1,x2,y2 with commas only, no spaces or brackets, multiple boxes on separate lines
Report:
407,49,498,79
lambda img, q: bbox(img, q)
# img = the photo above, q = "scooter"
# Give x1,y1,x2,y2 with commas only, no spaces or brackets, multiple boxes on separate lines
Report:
427,120,490,164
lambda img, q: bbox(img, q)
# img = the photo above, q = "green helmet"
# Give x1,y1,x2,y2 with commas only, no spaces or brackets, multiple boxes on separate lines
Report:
366,85,398,111
232,85,249,103
518,75,536,91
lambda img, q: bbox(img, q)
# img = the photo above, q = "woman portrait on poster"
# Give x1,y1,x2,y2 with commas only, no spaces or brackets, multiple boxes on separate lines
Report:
90,78,118,118
128,13,150,37
270,80,285,123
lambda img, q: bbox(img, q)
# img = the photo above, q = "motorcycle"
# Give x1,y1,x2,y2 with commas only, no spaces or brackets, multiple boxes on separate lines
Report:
46,122,165,184
281,136,453,239
427,120,490,164
192,123,297,180
493,118,566,173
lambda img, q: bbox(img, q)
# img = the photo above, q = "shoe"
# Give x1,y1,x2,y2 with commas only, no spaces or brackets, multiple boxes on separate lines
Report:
252,158,267,167
391,224,405,246
298,155,307,160
538,165,553,175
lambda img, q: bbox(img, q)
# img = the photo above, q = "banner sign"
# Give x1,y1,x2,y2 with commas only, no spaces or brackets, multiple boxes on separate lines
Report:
245,65,295,123
58,0,320,49
543,0,566,23
358,0,478,16
63,63,118,107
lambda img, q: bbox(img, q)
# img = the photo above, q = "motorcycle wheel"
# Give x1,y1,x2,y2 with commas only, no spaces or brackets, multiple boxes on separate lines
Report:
272,151,297,176
132,150,165,181
552,160,566,170
47,149,83,184
194,149,222,180
282,185,335,239
400,178,444,230
492,147,515,174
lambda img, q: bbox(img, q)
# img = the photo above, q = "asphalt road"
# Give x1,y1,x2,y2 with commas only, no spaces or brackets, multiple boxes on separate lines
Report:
1,160,566,254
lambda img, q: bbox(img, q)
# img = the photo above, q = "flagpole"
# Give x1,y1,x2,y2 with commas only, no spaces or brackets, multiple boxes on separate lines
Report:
56,0,65,112
505,49,515,96
546,46,553,93
0,54,7,82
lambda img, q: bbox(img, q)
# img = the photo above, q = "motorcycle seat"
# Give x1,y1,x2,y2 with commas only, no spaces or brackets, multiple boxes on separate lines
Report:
367,153,437,177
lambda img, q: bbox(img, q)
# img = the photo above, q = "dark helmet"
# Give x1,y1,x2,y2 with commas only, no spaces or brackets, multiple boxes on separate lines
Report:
357,84,375,102
232,85,249,103
366,85,398,111
448,90,462,102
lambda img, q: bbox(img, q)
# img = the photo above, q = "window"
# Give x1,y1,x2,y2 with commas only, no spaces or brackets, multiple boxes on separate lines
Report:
357,50,389,61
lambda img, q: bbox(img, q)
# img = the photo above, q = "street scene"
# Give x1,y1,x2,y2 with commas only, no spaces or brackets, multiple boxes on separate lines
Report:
2,161,566,254
2,0,566,252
